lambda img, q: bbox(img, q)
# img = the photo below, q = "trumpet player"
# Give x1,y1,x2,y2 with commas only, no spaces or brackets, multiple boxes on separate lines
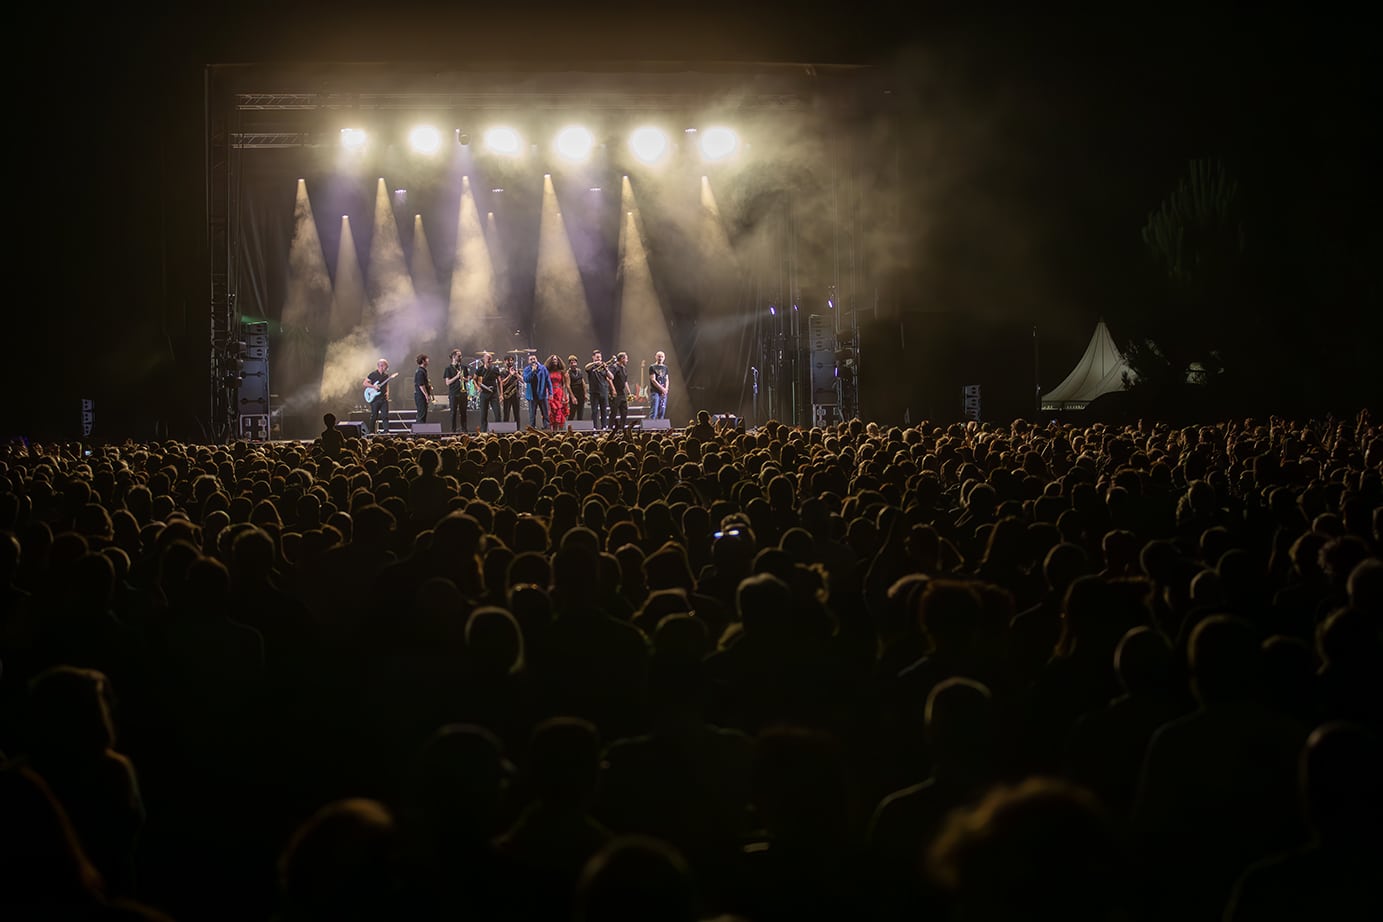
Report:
585,349,614,429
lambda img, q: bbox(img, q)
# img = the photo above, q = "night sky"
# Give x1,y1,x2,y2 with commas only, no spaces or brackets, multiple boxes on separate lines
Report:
14,4,1379,438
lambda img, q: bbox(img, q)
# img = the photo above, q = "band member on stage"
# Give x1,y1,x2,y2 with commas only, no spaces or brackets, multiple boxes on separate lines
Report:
477,352,502,432
610,351,631,430
566,353,586,421
523,352,551,430
443,348,470,433
414,354,432,424
363,358,392,435
648,350,669,420
547,355,569,429
585,350,613,429
500,356,521,423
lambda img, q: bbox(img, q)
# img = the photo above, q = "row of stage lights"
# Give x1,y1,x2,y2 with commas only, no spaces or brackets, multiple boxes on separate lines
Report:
339,124,741,164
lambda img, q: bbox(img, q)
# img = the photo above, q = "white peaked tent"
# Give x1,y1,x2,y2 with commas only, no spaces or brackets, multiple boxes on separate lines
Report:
1041,320,1132,411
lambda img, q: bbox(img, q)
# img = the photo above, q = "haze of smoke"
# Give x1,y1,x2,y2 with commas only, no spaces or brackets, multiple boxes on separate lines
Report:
318,325,382,405
368,178,417,320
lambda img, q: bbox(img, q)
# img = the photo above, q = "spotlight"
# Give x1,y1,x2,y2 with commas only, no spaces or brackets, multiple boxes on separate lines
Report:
409,125,441,154
484,127,522,156
769,305,777,316
629,126,668,164
340,128,367,150
554,125,594,161
699,126,739,161
457,130,470,146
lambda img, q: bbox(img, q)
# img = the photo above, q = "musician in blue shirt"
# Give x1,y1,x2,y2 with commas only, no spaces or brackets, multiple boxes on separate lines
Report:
523,352,552,429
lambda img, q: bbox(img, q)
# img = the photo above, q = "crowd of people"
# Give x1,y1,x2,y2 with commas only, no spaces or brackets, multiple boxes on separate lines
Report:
1,411,1380,921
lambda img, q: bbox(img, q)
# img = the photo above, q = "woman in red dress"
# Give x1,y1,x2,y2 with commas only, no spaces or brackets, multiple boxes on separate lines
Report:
547,354,568,429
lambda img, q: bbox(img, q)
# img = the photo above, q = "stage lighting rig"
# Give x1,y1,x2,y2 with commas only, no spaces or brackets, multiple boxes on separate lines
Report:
484,127,522,156
699,126,739,161
554,125,595,162
629,126,669,164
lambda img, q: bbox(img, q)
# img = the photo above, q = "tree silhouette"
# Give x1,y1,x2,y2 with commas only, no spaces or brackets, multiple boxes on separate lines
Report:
1123,159,1247,395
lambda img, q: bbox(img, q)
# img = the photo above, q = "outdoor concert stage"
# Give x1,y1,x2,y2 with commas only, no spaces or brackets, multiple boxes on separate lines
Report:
211,61,879,443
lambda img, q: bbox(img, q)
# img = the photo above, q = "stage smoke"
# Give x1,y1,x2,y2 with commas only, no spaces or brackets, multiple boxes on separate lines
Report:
617,177,687,420
368,177,416,322
533,174,596,353
448,174,496,342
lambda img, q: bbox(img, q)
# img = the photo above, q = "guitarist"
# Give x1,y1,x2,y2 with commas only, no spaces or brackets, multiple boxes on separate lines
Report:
476,352,502,432
413,353,432,425
363,358,393,435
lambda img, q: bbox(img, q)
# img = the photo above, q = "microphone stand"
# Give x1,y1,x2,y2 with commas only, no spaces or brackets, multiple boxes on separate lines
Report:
750,365,760,428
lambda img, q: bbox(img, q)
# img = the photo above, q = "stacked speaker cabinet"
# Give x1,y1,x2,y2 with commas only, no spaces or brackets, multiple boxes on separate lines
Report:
808,314,839,428
238,321,270,441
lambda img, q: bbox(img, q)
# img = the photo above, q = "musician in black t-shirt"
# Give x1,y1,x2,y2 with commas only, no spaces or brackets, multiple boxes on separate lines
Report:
610,351,630,430
414,353,432,424
476,353,502,432
566,353,586,420
648,350,670,420
585,350,612,429
500,355,521,423
443,349,470,433
363,358,392,435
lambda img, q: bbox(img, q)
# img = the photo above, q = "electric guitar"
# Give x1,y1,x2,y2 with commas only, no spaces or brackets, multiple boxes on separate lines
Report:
363,371,399,403
630,360,646,400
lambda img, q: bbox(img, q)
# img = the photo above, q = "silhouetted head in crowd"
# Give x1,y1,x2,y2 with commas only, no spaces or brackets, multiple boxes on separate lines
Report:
465,606,525,677
524,717,602,813
1042,542,1091,594
736,572,791,638
278,798,397,922
929,777,1129,921
1114,626,1174,697
1188,615,1260,705
1301,721,1383,847
926,677,997,776
575,836,699,922
917,579,983,656
26,666,116,760
406,724,513,847
1347,557,1383,613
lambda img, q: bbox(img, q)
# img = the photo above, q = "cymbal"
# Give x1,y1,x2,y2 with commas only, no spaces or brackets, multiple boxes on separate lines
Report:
507,348,537,354
473,351,493,356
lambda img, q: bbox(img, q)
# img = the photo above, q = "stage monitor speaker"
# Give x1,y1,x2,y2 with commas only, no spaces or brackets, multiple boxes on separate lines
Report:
641,418,672,429
336,421,366,437
488,421,518,433
239,414,269,441
412,422,442,435
567,419,595,431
